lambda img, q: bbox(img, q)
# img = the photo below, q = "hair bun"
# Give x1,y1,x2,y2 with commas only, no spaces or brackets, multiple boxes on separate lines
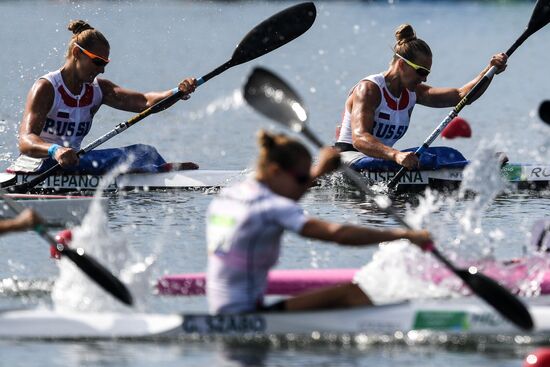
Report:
257,130,276,150
67,20,94,35
395,24,416,45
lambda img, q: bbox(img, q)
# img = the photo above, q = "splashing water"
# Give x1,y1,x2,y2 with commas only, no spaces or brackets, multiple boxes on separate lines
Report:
51,160,156,312
354,137,549,300
454,141,507,254
186,89,244,121
354,241,453,303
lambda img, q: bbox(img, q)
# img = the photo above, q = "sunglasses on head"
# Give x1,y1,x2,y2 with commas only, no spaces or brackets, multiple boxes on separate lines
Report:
395,53,430,77
285,169,311,185
75,43,110,67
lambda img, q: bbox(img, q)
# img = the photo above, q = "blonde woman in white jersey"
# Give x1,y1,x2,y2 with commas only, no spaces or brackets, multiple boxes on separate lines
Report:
335,24,508,170
11,20,197,175
206,130,432,314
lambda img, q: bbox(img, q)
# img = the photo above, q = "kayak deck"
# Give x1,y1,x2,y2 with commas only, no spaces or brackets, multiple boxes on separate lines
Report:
1,296,549,341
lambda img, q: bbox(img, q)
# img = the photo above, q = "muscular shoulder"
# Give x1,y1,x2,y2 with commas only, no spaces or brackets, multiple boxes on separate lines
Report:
97,78,125,105
353,80,381,105
30,78,54,101
412,83,432,104
24,78,55,117
97,78,118,95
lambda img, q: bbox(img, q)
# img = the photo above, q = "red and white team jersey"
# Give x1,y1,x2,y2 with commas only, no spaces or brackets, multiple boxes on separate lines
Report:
8,70,104,173
337,73,416,148
39,69,103,150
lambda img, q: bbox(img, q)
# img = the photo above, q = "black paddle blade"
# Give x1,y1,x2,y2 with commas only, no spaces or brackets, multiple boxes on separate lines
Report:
61,247,134,306
244,67,308,130
456,268,534,330
527,0,550,35
538,100,550,125
6,181,31,194
508,0,550,55
232,2,316,66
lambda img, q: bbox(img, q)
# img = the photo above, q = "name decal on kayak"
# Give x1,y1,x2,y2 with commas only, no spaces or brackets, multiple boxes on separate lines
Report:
530,167,550,179
413,311,469,331
17,174,102,189
469,312,502,327
414,310,503,330
364,170,426,184
182,314,266,334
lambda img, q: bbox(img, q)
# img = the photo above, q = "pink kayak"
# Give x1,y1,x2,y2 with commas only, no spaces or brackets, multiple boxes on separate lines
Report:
157,260,550,296
157,268,358,296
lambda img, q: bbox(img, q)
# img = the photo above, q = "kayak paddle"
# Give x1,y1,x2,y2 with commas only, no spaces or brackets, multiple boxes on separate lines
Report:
539,100,550,125
388,0,550,188
243,66,534,331
7,2,317,194
0,191,133,306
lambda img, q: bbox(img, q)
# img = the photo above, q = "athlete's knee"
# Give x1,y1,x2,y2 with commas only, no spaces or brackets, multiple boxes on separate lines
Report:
345,283,373,306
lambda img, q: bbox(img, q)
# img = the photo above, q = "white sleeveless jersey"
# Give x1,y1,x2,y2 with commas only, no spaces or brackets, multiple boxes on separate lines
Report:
8,70,103,173
39,69,103,150
206,179,308,314
337,73,416,148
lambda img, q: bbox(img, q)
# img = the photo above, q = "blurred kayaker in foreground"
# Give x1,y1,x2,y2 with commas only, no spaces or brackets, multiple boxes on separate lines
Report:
206,130,432,314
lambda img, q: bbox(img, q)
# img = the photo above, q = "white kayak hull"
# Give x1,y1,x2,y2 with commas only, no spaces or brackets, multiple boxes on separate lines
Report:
3,163,545,194
0,169,246,193
357,163,550,192
1,297,549,340
0,194,105,225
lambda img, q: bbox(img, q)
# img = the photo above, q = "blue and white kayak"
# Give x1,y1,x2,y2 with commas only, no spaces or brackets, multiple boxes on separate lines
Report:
357,163,550,192
0,296,549,341
341,147,550,192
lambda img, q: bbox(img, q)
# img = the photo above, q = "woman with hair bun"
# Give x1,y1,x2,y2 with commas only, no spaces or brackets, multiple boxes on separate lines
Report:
206,130,432,314
335,24,508,171
10,20,197,175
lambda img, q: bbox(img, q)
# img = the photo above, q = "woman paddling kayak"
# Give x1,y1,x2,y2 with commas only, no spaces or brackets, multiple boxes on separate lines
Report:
335,24,508,171
206,130,432,314
9,20,197,175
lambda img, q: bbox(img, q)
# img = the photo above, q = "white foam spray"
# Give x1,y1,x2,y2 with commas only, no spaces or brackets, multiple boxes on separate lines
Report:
186,89,244,121
51,160,156,312
353,137,543,301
